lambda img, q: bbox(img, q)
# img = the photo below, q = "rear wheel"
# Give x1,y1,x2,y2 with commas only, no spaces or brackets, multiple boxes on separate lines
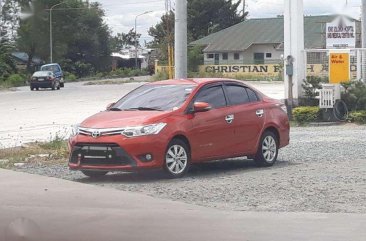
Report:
81,170,108,178
164,139,190,178
60,82,64,88
30,86,34,91
254,131,278,167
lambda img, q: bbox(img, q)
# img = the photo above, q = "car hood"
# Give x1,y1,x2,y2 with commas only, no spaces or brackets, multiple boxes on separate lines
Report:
80,110,171,128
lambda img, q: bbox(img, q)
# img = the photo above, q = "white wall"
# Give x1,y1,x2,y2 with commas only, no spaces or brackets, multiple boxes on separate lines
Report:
204,44,283,65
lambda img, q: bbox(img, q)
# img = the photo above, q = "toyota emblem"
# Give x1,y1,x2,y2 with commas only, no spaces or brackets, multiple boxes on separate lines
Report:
91,130,101,138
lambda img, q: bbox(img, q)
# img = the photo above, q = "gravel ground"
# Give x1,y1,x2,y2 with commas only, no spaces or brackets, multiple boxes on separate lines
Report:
13,124,366,213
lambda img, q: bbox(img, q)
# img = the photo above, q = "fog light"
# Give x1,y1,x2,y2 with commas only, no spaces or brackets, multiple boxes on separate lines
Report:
139,154,153,162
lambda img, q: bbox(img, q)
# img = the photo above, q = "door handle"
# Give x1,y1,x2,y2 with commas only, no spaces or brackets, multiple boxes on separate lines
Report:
256,109,264,117
225,114,234,124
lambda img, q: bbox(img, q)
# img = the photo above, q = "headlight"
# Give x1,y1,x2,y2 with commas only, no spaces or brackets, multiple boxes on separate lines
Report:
71,124,80,136
121,123,167,137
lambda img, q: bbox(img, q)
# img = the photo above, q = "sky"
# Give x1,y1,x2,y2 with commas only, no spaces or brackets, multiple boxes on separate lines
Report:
96,0,362,44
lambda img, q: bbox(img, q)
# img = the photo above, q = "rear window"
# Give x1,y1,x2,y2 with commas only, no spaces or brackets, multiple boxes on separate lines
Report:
33,71,52,77
246,88,259,102
225,85,250,105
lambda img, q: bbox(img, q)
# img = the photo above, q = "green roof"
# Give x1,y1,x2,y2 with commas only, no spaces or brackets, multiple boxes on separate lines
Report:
191,15,360,52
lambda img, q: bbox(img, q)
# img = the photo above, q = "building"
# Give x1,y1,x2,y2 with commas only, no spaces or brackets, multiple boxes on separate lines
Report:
191,15,361,66
111,46,154,70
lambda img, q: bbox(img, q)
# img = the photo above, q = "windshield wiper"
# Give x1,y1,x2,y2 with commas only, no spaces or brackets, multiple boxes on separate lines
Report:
108,107,122,111
125,107,163,111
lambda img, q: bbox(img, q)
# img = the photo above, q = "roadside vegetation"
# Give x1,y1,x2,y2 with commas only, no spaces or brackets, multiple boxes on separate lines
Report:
0,138,68,169
292,77,366,125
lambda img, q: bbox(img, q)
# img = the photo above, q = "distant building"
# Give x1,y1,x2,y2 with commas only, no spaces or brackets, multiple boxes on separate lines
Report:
111,46,154,70
191,15,361,66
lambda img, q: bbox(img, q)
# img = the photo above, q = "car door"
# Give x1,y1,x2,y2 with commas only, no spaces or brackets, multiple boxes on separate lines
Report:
188,84,234,161
224,83,265,154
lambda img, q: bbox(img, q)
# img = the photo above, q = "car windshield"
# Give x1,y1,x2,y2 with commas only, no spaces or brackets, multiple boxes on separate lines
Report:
112,84,195,111
41,65,57,72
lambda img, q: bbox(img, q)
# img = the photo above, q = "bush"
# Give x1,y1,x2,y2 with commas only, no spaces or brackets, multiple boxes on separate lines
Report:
292,106,321,124
341,81,366,111
65,72,77,82
3,74,26,87
153,71,169,81
348,111,366,124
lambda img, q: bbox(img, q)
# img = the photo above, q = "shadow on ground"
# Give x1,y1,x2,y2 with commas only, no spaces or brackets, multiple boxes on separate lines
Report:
76,158,295,184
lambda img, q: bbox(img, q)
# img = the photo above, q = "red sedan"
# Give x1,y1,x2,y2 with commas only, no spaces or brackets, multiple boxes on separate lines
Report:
68,79,289,178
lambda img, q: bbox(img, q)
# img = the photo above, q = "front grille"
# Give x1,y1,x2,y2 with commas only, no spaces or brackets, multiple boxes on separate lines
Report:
79,127,125,137
70,143,136,167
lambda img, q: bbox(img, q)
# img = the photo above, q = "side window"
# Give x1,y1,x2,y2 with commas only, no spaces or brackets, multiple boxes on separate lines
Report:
225,85,250,105
195,86,226,109
246,88,259,102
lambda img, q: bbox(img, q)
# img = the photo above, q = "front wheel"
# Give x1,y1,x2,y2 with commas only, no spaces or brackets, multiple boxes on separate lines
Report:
164,139,190,178
81,170,108,178
254,131,278,167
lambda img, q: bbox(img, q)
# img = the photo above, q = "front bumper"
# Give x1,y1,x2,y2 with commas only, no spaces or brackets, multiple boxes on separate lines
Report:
68,133,167,171
30,80,53,88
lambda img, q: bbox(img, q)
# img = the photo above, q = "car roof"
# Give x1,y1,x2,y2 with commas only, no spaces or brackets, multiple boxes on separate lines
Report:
147,78,243,86
41,63,60,67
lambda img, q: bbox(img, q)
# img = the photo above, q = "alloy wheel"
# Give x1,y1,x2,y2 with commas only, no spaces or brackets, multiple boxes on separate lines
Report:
165,144,188,175
262,135,277,163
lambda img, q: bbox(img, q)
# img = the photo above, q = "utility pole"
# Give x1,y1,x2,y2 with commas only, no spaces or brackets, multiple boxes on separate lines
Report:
0,0,3,41
284,0,305,108
175,0,187,79
243,0,246,19
362,0,366,81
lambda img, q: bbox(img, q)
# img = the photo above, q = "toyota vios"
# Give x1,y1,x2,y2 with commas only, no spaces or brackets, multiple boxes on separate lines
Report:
68,79,290,178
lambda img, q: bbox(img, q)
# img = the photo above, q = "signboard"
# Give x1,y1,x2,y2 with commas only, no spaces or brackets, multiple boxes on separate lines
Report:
326,16,356,49
329,52,350,84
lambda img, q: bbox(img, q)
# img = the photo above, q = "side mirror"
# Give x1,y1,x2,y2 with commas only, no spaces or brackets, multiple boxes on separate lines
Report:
106,102,115,110
193,102,211,113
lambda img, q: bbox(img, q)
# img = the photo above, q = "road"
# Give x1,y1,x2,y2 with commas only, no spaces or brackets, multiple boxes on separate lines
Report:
1,168,365,241
0,79,284,148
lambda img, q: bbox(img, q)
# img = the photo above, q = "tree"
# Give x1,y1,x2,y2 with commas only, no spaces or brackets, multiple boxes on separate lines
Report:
188,0,244,40
1,0,20,42
148,0,245,63
16,0,111,76
110,28,142,52
0,40,17,81
148,0,245,46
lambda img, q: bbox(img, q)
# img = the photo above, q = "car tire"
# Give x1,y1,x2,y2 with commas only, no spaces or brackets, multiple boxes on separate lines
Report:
36,87,39,91
163,139,190,178
81,170,108,178
51,83,55,90
60,82,64,88
254,131,278,167
30,86,34,91
57,82,60,90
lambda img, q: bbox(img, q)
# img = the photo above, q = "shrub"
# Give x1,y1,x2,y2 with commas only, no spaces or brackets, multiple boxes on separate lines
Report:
301,76,327,106
348,111,366,124
341,81,366,111
153,71,169,81
292,106,321,124
65,72,77,82
4,74,26,87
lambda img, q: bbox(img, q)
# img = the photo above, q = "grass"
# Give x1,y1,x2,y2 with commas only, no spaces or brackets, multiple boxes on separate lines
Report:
0,135,69,169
